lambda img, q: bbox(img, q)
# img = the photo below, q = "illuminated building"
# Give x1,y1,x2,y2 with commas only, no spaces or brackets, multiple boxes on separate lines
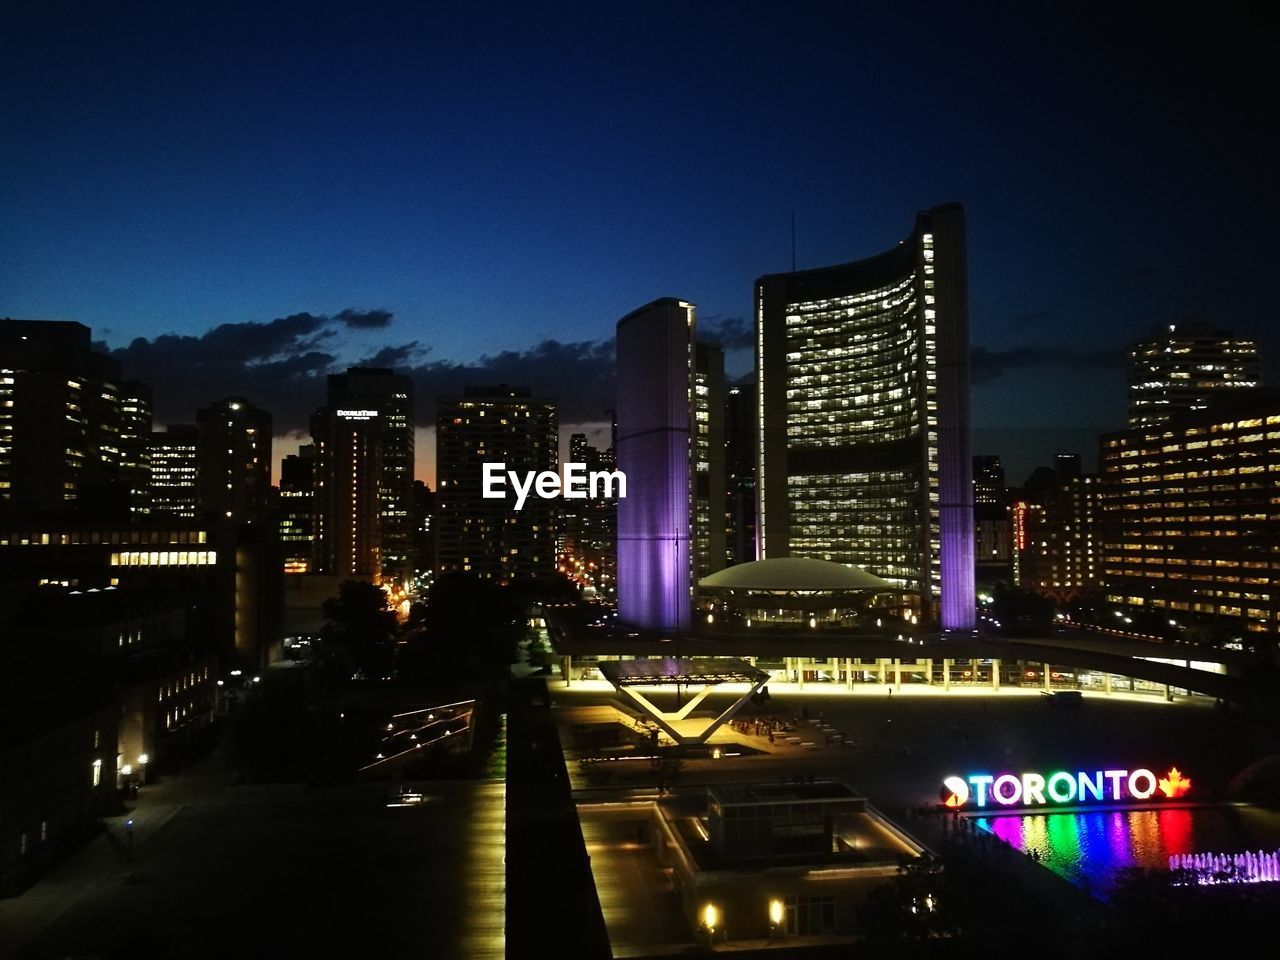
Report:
1010,456,1102,600
558,433,616,594
615,298,696,631
1100,394,1280,646
148,425,199,520
0,522,281,666
0,319,152,520
693,342,726,582
972,455,1010,585
196,397,272,526
279,445,315,574
725,382,757,566
312,368,415,581
1128,322,1261,428
755,204,974,630
435,385,558,582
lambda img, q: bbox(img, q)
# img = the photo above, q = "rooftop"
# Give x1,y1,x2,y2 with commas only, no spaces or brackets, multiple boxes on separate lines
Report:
699,557,893,593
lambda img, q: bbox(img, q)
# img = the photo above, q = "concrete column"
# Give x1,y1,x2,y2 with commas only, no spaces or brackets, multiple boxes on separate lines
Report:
798,657,805,690
785,656,792,683
992,659,1001,692
943,658,951,691
1044,663,1051,692
893,658,901,691
924,659,933,685
1165,683,1172,702
1104,672,1113,695
878,659,887,684
845,657,854,691
561,655,573,687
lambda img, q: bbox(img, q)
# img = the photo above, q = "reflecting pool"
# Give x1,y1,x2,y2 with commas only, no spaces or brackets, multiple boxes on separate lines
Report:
975,805,1280,899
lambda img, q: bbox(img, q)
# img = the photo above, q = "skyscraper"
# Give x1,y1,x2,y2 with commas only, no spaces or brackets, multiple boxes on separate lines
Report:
692,342,726,582
312,368,415,581
615,298,696,631
1101,393,1280,644
558,432,616,594
435,385,558,583
1128,322,1261,427
279,445,316,574
972,455,1010,585
148,425,199,520
755,204,975,630
724,382,758,567
0,319,148,520
196,398,272,526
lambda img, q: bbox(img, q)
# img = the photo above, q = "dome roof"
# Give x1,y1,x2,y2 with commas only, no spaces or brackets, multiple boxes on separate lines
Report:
698,557,893,592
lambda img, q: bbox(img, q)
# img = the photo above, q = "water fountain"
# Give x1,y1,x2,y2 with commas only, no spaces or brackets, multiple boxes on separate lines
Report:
1168,848,1280,885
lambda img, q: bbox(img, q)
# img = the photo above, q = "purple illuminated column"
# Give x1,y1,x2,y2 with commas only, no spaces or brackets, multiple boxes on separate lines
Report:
615,299,694,632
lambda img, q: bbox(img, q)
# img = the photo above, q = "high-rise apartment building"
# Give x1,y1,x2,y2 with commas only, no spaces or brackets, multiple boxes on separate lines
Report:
725,382,757,567
1011,461,1102,600
1128,322,1261,428
693,342,726,583
972,455,1010,585
0,319,150,520
279,446,315,574
435,386,557,583
558,433,617,595
312,368,415,581
755,204,975,630
119,382,153,516
1100,393,1280,646
196,398,272,526
148,425,199,520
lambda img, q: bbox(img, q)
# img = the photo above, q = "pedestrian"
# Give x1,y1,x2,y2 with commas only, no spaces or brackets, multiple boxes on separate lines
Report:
768,730,775,746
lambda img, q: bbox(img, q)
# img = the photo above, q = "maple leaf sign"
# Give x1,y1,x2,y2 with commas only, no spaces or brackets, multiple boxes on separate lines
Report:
1158,767,1191,799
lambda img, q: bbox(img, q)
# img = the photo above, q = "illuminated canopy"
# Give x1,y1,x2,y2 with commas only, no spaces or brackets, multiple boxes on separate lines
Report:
600,657,769,686
599,657,769,745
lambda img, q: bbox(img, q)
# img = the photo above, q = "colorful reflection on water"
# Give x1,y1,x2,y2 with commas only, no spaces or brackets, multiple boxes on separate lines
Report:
975,806,1280,899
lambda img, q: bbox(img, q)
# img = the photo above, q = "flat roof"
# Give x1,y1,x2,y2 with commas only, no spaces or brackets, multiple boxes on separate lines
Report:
598,657,768,686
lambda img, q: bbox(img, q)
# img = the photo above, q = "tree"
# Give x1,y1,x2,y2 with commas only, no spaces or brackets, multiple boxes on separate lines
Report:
321,580,398,679
398,572,524,683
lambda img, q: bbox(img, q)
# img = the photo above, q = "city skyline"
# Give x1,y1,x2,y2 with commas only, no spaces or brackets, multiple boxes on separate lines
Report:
3,5,1274,484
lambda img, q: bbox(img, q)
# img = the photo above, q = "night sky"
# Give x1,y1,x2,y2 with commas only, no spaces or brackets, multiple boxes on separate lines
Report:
2,3,1273,484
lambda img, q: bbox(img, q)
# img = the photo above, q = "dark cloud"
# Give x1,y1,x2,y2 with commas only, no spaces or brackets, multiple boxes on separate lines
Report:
409,338,616,425
105,309,394,431
971,345,1121,385
357,342,428,368
697,314,753,350
336,308,393,329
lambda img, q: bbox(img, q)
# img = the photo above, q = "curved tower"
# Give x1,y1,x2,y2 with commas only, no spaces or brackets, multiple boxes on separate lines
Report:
755,204,974,630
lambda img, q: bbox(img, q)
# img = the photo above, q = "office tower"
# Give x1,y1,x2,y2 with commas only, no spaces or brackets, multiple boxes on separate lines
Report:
279,446,315,574
755,204,975,630
435,385,558,583
1011,459,1101,599
148,425,199,519
196,398,272,525
1128,322,1261,428
0,319,146,519
119,381,153,516
972,455,1010,585
1100,393,1280,644
725,382,758,567
312,368,415,581
615,298,695,631
693,342,726,582
410,480,435,577
558,432,616,594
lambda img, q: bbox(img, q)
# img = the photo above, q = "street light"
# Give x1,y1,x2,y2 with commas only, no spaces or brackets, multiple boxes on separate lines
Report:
768,898,785,939
701,903,719,945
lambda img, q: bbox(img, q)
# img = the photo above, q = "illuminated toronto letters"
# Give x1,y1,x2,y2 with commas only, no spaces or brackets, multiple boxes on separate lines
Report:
940,766,1190,809
482,462,627,511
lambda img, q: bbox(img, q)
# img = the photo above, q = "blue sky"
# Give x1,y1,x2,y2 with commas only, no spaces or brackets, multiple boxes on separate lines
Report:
2,3,1272,483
